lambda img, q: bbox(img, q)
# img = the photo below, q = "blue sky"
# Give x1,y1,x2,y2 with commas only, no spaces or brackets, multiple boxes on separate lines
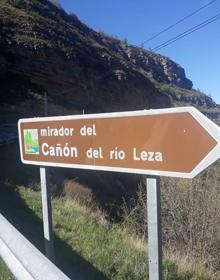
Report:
60,0,220,104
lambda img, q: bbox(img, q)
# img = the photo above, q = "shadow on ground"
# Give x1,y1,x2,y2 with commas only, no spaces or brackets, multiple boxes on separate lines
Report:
0,181,110,280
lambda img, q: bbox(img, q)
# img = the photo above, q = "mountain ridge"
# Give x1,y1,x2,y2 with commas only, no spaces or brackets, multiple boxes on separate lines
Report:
0,0,219,127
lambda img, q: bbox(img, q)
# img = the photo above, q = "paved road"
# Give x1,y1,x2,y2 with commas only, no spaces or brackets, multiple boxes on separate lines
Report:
0,124,17,145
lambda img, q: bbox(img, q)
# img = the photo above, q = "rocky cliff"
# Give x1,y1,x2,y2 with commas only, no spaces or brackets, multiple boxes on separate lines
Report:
1,0,218,124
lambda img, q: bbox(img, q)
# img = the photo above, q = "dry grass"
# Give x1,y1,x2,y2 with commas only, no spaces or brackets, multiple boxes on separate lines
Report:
120,163,220,279
164,248,218,280
62,179,95,207
114,225,147,252
161,170,220,274
59,195,108,226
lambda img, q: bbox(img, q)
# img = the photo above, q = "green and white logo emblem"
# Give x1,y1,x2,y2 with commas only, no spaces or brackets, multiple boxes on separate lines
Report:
24,129,39,155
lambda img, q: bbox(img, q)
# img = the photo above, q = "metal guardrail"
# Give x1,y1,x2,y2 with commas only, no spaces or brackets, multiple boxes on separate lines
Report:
0,214,70,280
0,124,17,146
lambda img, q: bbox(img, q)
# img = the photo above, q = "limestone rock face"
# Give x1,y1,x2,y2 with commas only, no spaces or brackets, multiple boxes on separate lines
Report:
0,0,218,123
122,46,193,89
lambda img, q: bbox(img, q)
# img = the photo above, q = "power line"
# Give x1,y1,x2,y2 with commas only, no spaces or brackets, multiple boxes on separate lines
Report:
152,12,220,51
141,0,217,45
153,12,220,51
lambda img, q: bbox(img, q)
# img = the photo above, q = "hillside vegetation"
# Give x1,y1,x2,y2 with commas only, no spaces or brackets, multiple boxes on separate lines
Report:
122,168,220,279
0,0,219,122
0,183,212,280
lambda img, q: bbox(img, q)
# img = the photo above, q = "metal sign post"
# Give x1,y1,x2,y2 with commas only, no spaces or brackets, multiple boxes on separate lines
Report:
40,167,55,262
39,91,55,262
146,177,162,280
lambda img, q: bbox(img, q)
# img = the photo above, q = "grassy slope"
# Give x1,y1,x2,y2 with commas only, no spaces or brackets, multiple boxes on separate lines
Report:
0,185,210,280
0,258,14,280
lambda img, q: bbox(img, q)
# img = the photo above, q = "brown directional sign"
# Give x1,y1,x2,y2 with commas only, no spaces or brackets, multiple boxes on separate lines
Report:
18,107,220,178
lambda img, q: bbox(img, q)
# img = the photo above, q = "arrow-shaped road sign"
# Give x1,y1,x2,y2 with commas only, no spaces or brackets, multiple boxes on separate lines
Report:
18,107,220,178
